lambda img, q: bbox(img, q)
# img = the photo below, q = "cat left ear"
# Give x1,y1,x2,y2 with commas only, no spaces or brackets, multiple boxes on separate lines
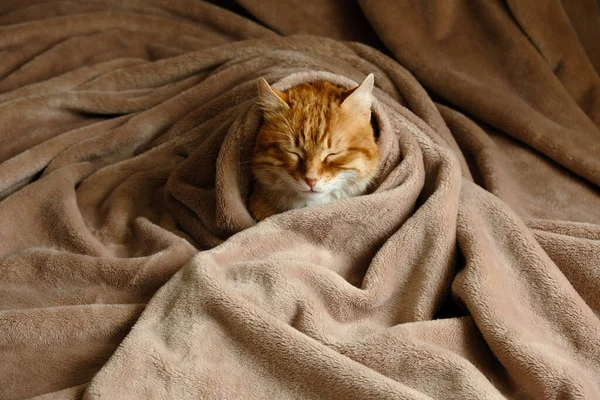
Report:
341,73,374,117
257,78,289,115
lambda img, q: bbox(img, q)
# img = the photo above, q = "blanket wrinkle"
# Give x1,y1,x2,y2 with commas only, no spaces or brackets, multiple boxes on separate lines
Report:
0,0,599,399
358,0,600,187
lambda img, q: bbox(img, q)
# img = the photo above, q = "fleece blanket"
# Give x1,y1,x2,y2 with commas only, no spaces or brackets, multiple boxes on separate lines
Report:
1,0,599,399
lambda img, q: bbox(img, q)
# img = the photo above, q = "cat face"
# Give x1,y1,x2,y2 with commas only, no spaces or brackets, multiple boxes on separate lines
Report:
251,75,379,201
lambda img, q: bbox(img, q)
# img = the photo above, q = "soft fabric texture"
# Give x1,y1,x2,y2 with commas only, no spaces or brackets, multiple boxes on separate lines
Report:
0,1,599,399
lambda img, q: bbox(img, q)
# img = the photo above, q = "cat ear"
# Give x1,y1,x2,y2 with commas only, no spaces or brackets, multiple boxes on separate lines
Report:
341,73,374,117
257,78,289,114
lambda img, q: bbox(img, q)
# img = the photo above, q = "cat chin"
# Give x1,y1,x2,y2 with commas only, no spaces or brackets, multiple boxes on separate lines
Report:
254,177,371,213
288,191,338,209
296,190,329,199
293,180,367,201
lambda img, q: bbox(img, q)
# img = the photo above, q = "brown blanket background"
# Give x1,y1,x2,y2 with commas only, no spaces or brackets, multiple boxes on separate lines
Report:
1,1,599,399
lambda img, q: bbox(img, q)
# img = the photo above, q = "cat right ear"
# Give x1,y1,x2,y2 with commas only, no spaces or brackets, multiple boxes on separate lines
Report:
257,78,289,114
341,73,374,119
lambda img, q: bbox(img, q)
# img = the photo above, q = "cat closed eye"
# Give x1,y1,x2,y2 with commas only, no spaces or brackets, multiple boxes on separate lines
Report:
286,150,303,160
324,152,341,161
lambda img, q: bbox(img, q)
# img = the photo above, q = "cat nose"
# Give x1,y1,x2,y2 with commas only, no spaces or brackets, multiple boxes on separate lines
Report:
304,178,317,188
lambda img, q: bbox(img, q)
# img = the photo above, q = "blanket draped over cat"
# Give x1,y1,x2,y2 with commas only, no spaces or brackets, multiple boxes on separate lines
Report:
1,1,599,399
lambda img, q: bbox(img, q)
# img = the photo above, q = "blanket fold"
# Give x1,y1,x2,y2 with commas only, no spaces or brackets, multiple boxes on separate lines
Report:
0,0,599,399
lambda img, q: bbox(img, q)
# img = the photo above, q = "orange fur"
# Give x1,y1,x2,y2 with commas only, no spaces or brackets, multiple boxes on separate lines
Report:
250,75,379,220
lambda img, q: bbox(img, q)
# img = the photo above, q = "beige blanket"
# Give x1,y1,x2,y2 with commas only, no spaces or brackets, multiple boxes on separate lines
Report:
1,1,599,399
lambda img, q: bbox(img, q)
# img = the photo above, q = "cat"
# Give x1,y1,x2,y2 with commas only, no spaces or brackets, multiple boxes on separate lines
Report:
249,74,379,221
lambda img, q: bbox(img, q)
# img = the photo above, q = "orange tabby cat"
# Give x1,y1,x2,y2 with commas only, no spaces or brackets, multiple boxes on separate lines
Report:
250,74,379,220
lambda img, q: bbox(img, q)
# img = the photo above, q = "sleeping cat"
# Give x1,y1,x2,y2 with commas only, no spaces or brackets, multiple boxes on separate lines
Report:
249,74,379,220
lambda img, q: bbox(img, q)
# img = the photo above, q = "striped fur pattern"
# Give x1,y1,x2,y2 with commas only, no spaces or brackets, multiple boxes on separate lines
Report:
250,74,379,220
